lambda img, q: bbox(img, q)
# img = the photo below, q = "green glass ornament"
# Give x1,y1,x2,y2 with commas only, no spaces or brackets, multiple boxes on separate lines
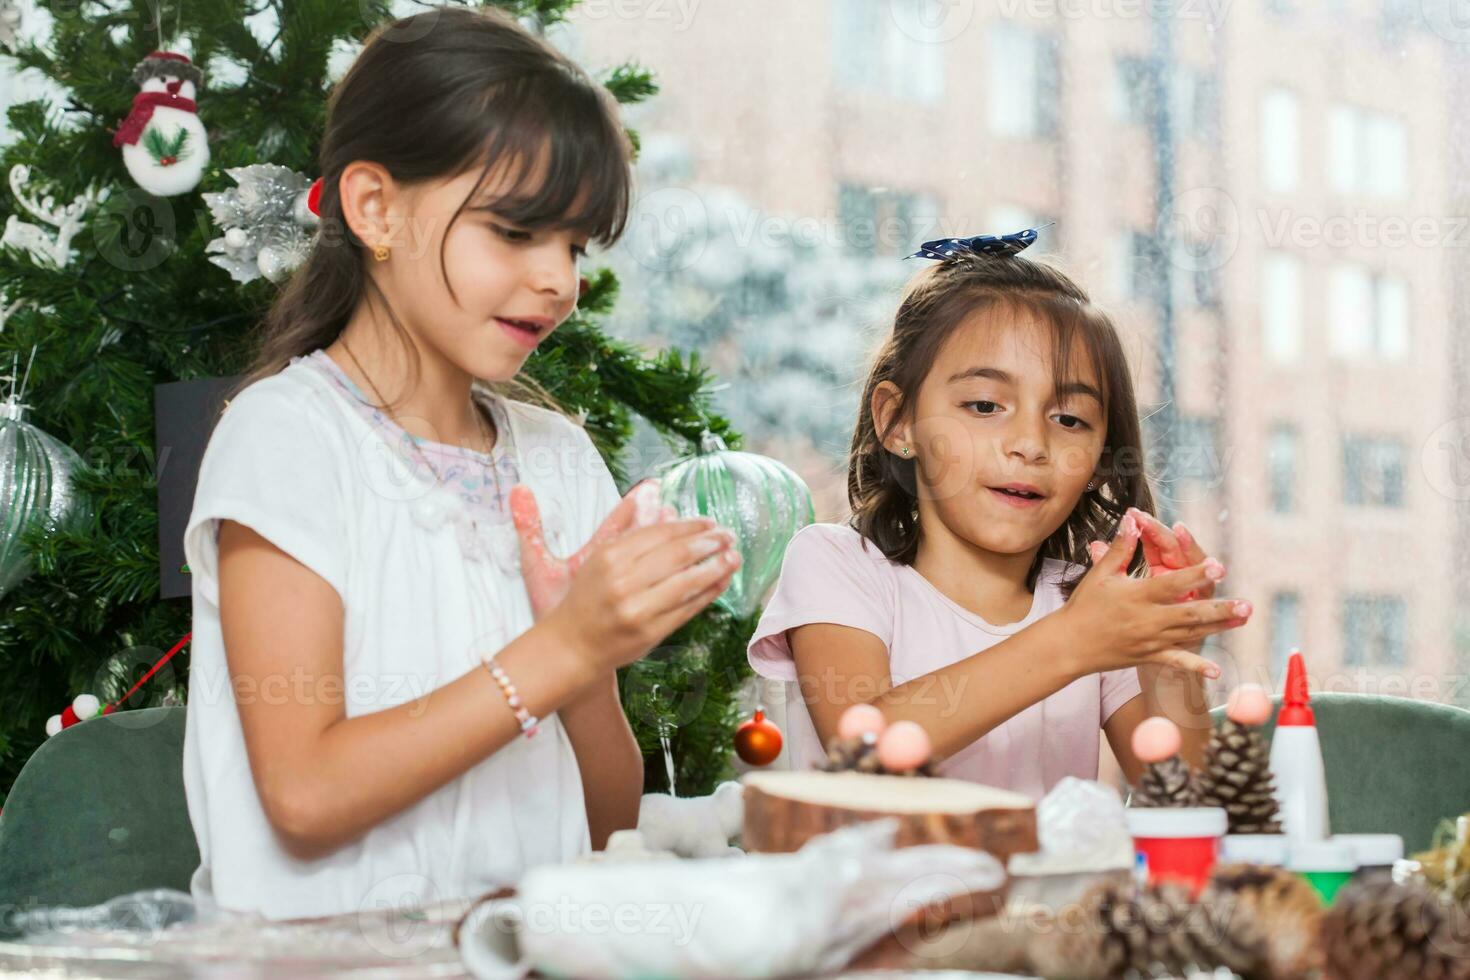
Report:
660,431,814,617
0,393,86,601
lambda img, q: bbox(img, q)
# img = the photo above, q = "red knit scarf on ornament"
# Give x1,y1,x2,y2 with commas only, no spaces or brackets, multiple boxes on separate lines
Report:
112,90,198,148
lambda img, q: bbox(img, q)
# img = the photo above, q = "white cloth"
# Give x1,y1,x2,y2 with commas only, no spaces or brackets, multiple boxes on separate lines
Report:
182,353,621,920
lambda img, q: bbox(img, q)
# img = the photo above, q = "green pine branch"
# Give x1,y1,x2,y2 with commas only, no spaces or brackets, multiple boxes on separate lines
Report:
603,63,658,105
142,124,191,163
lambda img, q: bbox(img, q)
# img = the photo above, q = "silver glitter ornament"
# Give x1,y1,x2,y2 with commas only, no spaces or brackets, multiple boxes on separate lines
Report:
659,430,813,618
0,360,87,601
203,164,318,283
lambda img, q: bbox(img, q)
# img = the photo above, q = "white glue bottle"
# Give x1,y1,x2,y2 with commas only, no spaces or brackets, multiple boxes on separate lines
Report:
1269,650,1330,840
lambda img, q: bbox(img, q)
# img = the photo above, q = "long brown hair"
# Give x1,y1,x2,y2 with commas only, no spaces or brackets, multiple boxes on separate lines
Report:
230,6,633,410
847,252,1155,596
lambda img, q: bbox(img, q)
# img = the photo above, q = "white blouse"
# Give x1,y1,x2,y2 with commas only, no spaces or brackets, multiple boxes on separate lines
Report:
182,352,619,919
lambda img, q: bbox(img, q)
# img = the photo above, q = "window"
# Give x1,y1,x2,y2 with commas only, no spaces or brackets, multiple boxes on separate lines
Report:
1267,424,1298,513
1261,88,1300,193
898,192,942,256
1113,56,1150,125
1328,104,1408,197
838,183,937,257
988,24,1058,138
1261,251,1303,363
1185,261,1219,309
1380,0,1418,45
1343,435,1406,507
1173,69,1219,140
1115,230,1158,303
1328,264,1409,360
1175,416,1221,483
1270,593,1302,679
832,0,944,103
1343,595,1407,667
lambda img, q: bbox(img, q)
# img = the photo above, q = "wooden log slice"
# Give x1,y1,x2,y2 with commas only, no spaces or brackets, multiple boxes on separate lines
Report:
742,770,1039,860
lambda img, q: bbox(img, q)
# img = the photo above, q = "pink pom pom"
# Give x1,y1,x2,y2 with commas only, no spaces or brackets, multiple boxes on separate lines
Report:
838,704,888,741
876,720,932,771
1131,716,1182,763
1227,684,1273,726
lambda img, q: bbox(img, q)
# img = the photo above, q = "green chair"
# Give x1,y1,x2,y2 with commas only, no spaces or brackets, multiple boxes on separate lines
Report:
0,707,198,915
1209,692,1470,854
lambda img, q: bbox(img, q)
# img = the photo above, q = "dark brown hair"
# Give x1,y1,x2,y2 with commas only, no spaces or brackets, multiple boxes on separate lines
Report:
231,6,633,409
847,252,1155,597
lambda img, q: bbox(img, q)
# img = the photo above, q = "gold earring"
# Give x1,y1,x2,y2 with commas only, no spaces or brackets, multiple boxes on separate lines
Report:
372,243,390,262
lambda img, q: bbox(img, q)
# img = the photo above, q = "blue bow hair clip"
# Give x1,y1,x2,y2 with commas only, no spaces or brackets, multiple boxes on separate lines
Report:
905,223,1053,261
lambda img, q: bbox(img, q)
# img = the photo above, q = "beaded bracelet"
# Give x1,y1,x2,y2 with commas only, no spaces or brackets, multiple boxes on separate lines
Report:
481,655,540,738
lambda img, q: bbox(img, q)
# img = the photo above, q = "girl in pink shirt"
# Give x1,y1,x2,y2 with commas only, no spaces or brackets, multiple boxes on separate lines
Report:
747,234,1253,799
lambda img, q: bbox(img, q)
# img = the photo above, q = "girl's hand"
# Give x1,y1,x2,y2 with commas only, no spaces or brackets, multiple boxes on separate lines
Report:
1085,509,1244,665
1064,512,1250,678
530,501,742,675
511,480,670,620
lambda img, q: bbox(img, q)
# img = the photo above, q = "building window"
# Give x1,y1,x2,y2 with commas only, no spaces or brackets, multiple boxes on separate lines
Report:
1267,424,1297,513
1270,592,1302,679
832,0,944,103
1173,69,1219,141
1328,264,1410,360
1261,88,1300,193
1155,415,1221,484
987,24,1058,138
1342,435,1406,507
1380,0,1419,46
1329,104,1408,197
1261,251,1303,364
1342,595,1407,667
1115,231,1158,303
1112,56,1150,125
1185,416,1221,482
838,183,937,257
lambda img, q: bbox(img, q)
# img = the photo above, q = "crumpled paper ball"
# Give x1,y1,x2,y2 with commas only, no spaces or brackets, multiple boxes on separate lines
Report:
1009,777,1133,875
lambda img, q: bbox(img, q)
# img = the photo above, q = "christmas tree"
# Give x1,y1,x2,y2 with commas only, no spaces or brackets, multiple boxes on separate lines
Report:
0,0,756,801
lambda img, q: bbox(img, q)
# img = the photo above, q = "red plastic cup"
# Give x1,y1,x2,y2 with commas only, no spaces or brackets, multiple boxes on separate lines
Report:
1126,807,1228,896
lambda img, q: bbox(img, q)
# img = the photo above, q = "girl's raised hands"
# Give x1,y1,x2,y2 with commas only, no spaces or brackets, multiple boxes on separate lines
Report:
511,481,742,673
1064,512,1250,678
512,479,667,619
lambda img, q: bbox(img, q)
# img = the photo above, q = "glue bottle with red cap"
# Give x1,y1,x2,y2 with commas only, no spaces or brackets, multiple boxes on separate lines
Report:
1269,650,1330,840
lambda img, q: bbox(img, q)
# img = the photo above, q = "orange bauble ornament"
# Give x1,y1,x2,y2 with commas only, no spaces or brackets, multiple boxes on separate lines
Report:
734,707,783,766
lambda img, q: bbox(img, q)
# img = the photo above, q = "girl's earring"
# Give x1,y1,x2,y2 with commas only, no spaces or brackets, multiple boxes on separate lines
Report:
372,243,391,262
1086,479,1098,492
900,446,912,457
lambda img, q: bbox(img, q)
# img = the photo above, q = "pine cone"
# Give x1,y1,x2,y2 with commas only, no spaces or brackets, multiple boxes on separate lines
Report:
1133,754,1199,807
817,733,937,777
1209,861,1325,978
1321,876,1470,980
1026,876,1265,979
1196,718,1282,834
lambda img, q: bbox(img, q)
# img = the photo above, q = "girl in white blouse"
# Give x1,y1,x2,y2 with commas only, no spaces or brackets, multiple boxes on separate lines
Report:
182,7,740,920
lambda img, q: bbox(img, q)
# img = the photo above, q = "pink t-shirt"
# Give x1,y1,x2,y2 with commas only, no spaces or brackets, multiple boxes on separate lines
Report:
747,522,1142,800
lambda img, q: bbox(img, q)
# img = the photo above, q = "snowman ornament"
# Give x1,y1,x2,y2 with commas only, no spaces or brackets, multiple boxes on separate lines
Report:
112,50,210,197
